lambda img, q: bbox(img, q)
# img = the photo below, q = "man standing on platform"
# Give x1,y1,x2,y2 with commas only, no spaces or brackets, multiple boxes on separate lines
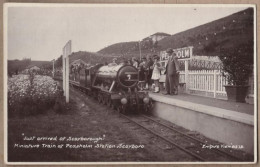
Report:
145,55,154,90
163,48,180,95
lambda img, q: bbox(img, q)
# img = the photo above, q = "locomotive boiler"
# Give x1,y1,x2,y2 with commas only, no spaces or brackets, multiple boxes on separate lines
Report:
69,63,152,114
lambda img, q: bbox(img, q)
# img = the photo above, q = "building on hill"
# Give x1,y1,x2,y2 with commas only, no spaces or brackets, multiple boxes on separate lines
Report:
150,32,171,42
22,65,40,74
143,32,171,44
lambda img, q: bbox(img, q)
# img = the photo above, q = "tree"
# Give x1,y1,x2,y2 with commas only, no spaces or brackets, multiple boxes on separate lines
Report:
20,58,31,70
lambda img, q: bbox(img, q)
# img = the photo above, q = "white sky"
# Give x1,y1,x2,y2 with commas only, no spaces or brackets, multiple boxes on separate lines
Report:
6,4,249,61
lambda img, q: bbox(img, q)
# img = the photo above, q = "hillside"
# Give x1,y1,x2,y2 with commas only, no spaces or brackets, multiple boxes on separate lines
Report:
68,51,117,65
97,8,254,58
159,8,253,56
98,41,138,56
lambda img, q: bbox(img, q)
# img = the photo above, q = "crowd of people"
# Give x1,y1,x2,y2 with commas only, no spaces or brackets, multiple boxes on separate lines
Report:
111,48,180,95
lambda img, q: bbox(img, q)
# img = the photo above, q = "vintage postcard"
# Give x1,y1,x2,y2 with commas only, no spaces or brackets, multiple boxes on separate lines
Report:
4,3,257,165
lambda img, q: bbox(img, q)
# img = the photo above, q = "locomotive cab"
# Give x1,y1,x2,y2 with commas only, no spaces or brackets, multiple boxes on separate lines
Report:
84,64,103,88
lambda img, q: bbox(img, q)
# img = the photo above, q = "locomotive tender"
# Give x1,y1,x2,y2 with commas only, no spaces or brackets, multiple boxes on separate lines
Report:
67,63,152,113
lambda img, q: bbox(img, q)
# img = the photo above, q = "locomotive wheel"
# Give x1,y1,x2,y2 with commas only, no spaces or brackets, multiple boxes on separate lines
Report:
105,97,109,105
107,99,115,109
100,96,104,104
93,92,97,99
117,106,122,113
101,96,106,105
143,105,149,113
97,94,102,103
91,92,94,99
117,105,126,114
110,102,115,109
143,101,153,114
106,98,111,107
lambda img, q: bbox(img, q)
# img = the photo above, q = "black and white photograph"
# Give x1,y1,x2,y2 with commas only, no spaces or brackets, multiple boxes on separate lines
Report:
4,3,257,164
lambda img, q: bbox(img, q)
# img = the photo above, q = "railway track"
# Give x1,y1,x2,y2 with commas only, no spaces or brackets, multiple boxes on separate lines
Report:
67,80,251,162
140,115,247,161
123,114,247,162
119,114,206,161
119,114,247,162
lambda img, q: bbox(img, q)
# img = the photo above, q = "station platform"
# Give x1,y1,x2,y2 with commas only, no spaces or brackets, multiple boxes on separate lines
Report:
150,91,254,116
148,91,255,154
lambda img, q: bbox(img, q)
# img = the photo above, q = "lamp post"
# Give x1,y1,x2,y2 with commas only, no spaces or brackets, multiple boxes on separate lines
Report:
139,41,142,61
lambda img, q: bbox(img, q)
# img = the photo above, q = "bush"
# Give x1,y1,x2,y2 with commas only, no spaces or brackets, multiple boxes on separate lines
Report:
8,74,63,117
219,41,253,85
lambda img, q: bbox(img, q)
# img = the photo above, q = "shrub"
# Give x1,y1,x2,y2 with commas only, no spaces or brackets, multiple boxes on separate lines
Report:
8,74,63,117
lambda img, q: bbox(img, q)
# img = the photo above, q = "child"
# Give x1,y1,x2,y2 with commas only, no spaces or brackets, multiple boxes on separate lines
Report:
151,55,163,93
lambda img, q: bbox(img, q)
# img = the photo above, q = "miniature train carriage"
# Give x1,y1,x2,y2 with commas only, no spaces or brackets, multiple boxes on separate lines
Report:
92,64,152,113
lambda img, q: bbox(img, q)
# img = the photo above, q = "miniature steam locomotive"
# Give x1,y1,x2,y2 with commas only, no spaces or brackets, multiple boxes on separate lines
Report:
60,63,152,113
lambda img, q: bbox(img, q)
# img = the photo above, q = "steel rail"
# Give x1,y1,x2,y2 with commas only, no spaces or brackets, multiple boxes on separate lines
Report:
119,113,206,162
141,114,242,161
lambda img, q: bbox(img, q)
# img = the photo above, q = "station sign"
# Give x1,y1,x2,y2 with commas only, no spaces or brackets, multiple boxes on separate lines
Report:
160,46,193,61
